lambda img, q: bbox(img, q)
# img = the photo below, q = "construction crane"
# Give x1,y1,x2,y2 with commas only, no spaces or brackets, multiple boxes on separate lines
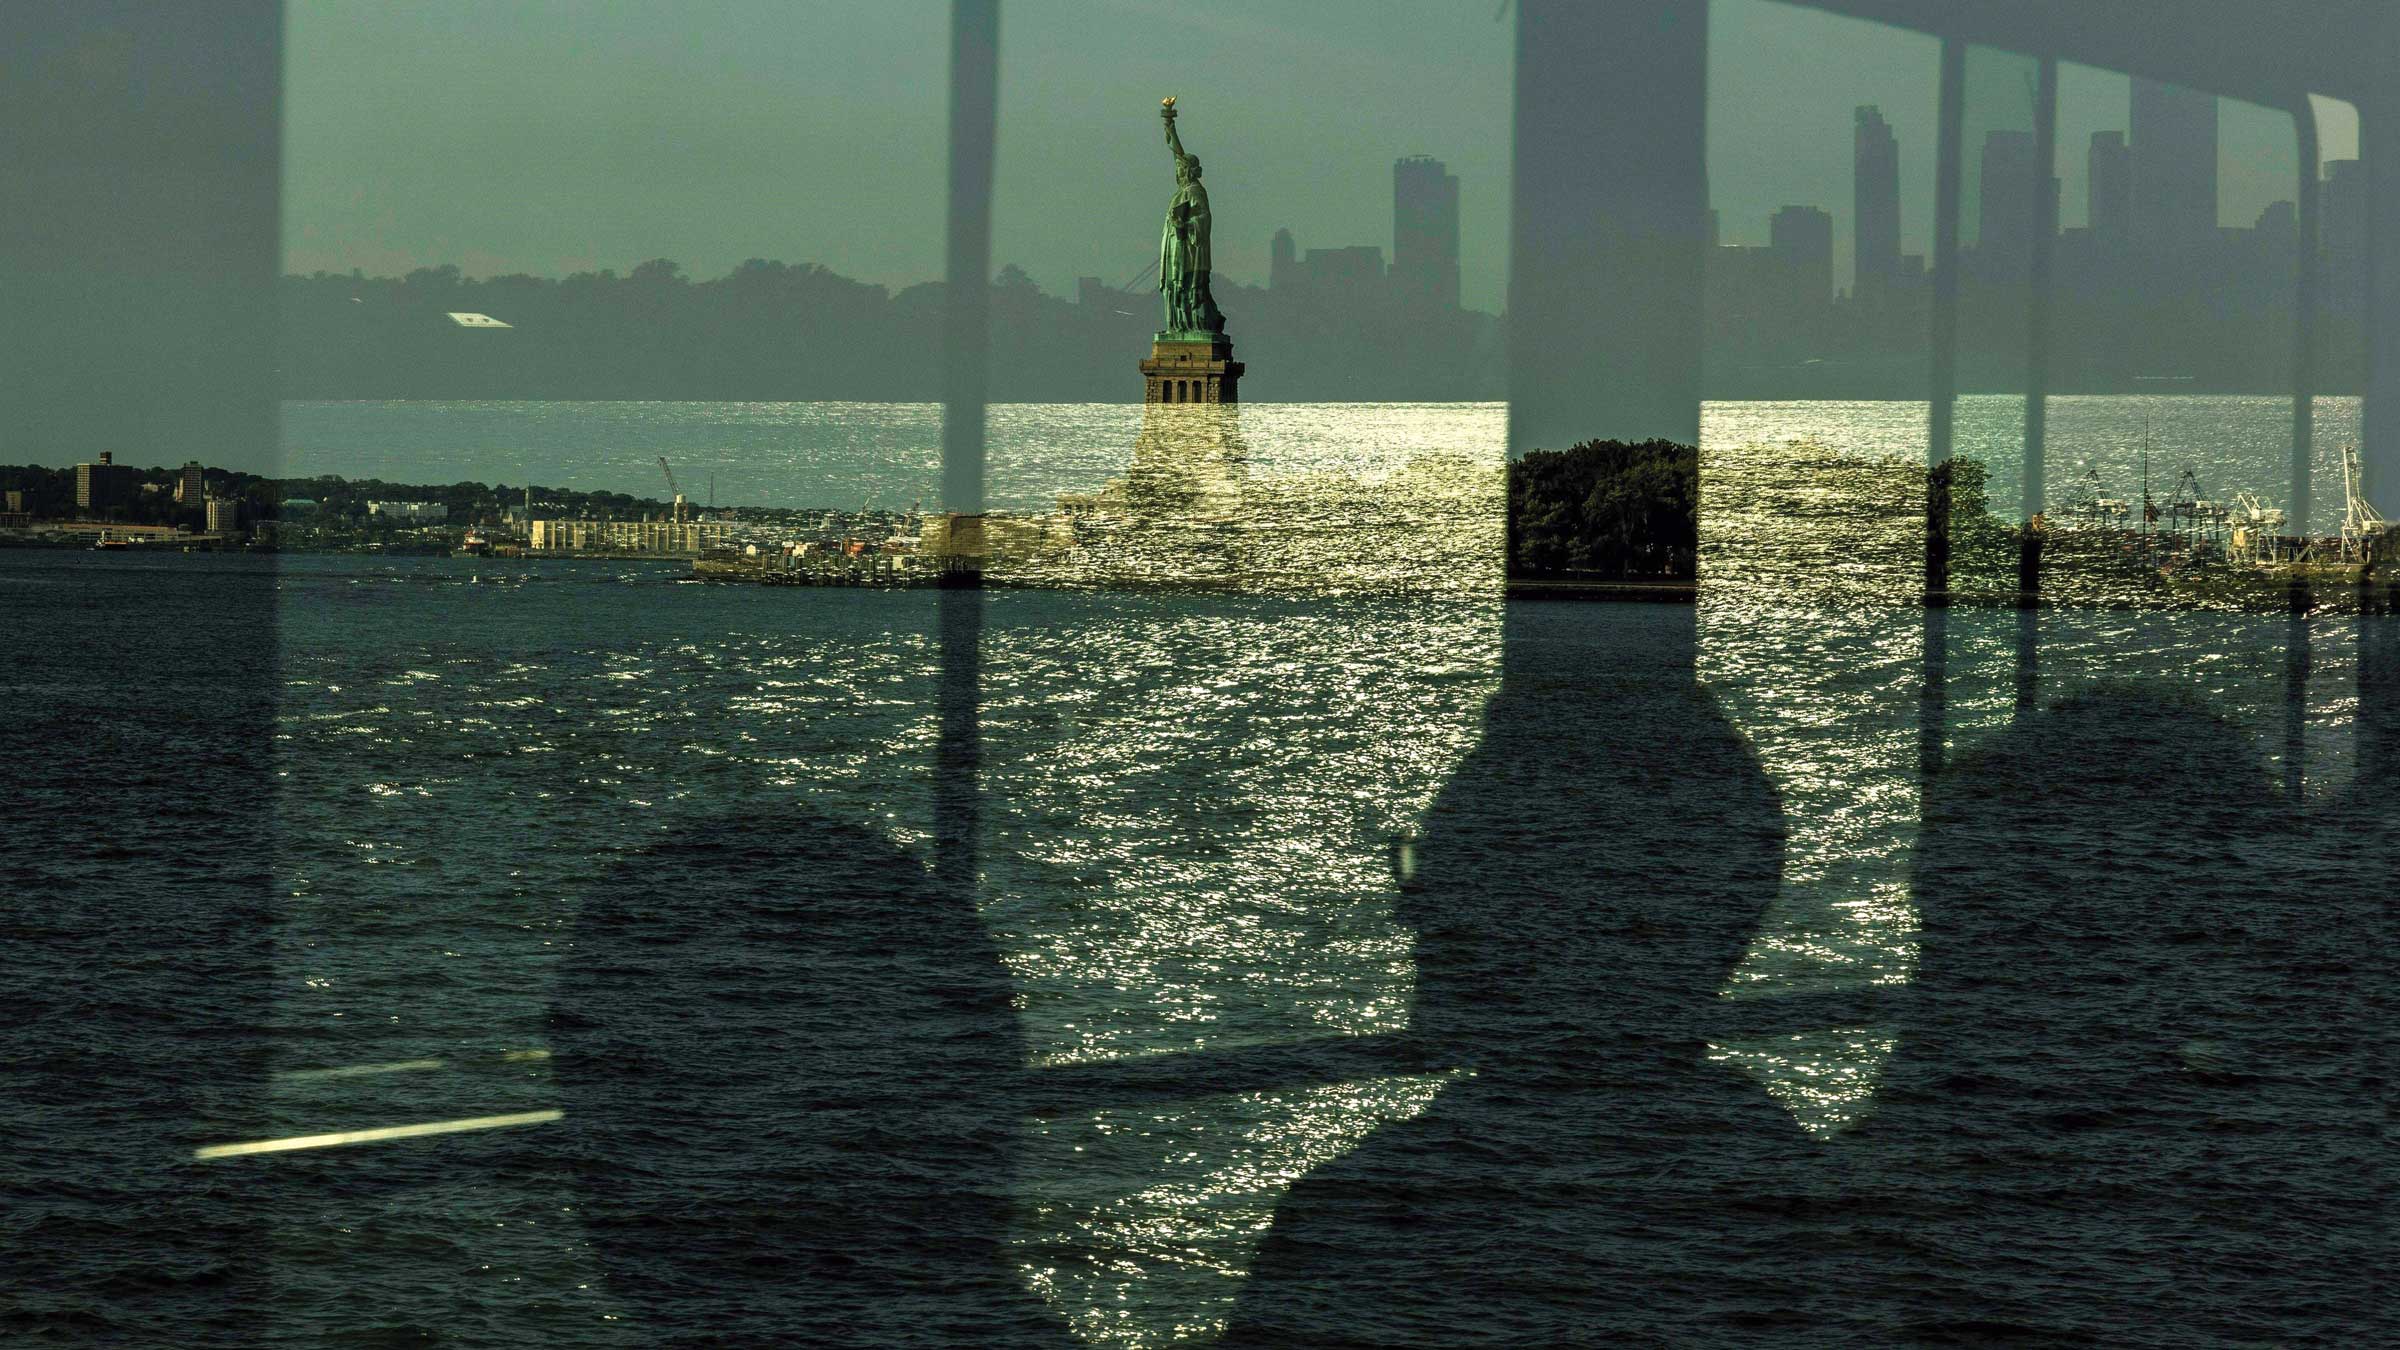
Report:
2342,442,2387,547
656,457,687,523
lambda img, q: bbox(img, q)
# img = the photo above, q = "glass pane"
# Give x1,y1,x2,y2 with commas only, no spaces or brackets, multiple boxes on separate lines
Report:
2043,72,2340,604
12,5,2390,1347
1697,0,1943,1140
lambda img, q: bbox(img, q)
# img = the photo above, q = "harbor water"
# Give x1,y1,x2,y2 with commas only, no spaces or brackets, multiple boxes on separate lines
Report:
5,397,2387,1346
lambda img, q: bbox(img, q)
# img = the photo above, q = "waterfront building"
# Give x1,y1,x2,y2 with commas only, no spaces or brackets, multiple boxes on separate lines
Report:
368,500,449,523
42,521,188,543
205,497,240,533
174,461,206,504
74,452,140,513
529,518,735,555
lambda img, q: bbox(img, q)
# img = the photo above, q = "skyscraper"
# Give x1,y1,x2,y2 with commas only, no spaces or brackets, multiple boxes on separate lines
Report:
2253,199,2298,251
2130,78,2218,254
2088,130,2131,246
1974,129,2054,277
1853,106,1900,301
2323,159,2368,305
1769,205,1834,340
1392,155,1461,311
1269,227,1297,291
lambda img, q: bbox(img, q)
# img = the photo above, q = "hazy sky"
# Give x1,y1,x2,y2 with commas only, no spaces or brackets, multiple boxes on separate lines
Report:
285,1,2363,309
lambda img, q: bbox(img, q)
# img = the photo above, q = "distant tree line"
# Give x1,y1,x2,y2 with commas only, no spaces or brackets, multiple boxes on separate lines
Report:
0,463,678,527
279,259,1507,403
270,474,678,525
281,251,2351,405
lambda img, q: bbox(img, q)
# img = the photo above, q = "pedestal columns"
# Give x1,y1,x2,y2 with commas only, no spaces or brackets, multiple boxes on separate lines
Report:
1139,335,1245,404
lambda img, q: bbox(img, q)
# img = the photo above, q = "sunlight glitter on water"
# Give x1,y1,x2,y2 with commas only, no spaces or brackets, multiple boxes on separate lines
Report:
246,395,2379,1343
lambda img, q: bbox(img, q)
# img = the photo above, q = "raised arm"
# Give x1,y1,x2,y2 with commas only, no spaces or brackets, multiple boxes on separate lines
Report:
1162,101,1187,166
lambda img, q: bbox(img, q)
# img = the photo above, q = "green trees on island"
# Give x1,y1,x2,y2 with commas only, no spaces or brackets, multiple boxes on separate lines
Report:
1508,439,1699,582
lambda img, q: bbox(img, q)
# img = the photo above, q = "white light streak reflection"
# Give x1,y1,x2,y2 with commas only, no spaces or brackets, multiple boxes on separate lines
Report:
193,1109,561,1160
274,1058,442,1081
273,1048,552,1082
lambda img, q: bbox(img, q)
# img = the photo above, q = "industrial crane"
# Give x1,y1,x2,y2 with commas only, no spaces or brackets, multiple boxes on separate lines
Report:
657,457,686,522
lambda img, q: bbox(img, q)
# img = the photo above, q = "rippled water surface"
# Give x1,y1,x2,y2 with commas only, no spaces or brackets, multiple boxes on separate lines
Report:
8,397,2387,1346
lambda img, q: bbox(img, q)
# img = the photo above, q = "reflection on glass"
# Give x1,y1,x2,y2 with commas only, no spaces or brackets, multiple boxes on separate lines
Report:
1696,400,2384,1149
1696,411,1929,1137
973,402,1504,599
1014,1075,1453,1348
971,400,1504,1341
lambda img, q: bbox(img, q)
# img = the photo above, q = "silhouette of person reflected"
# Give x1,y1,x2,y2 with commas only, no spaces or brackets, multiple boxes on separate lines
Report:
1837,687,2382,1343
549,809,1054,1348
1228,602,1794,1346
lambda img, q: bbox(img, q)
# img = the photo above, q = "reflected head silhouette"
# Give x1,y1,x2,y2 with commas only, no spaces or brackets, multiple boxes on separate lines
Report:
1230,601,1793,1347
1850,688,2379,1343
550,808,1052,1347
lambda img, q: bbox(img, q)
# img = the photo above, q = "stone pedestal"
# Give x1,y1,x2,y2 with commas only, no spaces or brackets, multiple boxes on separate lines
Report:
1140,334,1244,404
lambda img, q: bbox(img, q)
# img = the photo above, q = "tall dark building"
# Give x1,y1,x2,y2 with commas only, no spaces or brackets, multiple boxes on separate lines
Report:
1269,227,1297,291
1974,129,2056,277
2253,199,2298,250
1769,205,1834,347
2088,130,2132,245
2323,158,2368,307
1391,155,1461,311
2130,78,2218,254
174,461,206,504
75,451,139,513
1853,106,1900,301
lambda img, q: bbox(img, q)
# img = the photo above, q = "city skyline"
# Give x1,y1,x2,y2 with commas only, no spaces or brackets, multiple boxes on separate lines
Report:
291,98,2361,317
282,0,2359,308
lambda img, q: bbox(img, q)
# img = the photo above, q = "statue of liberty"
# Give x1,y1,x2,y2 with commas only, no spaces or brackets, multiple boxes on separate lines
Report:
1157,97,1226,337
